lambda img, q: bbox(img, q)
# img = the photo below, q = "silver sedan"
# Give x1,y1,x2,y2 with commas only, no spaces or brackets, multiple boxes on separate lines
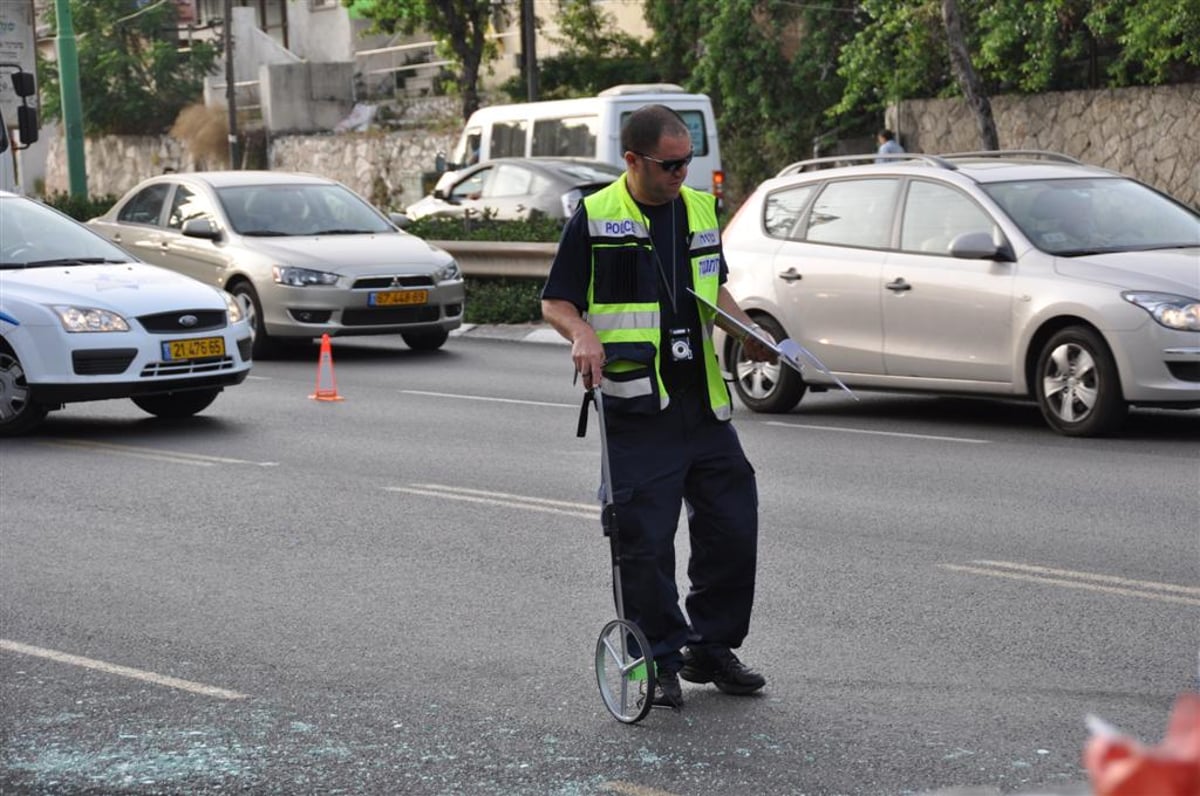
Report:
89,171,465,358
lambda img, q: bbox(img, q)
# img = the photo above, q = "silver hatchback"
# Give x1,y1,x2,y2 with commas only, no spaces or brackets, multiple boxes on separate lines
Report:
719,152,1200,436
89,171,465,358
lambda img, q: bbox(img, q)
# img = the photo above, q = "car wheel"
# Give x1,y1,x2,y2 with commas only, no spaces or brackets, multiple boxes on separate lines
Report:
0,347,48,436
132,388,221,419
1035,326,1127,437
229,281,277,359
729,315,806,413
402,328,450,351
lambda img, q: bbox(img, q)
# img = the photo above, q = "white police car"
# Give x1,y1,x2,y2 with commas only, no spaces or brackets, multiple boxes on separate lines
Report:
0,191,252,435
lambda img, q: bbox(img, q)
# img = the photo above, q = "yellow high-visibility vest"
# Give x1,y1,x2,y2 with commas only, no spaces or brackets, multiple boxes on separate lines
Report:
583,174,731,420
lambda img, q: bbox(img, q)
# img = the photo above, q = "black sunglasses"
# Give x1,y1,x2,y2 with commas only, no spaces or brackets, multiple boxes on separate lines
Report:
634,150,694,173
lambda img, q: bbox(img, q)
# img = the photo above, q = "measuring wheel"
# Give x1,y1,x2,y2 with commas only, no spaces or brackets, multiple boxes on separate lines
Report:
595,618,655,724
578,385,659,724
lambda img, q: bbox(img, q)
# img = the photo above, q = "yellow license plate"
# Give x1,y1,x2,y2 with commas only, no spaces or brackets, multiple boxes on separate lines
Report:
163,336,225,361
370,289,428,307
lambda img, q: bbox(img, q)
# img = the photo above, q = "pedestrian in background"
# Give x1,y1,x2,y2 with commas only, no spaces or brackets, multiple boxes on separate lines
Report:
876,128,905,162
541,104,772,709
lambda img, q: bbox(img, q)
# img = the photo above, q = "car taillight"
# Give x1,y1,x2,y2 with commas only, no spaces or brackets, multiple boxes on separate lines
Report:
712,170,725,210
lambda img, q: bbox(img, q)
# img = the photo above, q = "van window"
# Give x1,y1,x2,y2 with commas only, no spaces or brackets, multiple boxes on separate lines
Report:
532,115,599,157
620,109,710,156
490,121,527,159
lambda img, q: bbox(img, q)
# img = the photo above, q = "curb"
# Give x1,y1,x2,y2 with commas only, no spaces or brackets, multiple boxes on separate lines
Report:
450,323,567,345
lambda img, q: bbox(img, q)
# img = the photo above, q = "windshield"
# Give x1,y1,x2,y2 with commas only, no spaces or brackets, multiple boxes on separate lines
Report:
217,183,396,236
982,177,1200,256
0,196,135,268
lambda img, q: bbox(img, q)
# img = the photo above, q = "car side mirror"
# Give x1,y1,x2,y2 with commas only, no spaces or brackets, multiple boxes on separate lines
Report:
181,217,220,240
949,231,1013,261
433,188,447,200
389,212,411,229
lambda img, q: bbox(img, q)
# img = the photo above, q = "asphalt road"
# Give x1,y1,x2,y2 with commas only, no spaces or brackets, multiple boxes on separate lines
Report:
2,329,1197,796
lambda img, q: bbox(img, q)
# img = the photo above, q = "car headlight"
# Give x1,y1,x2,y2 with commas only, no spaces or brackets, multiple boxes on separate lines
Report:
1123,292,1200,331
53,305,130,333
435,260,462,282
272,265,339,287
223,291,245,323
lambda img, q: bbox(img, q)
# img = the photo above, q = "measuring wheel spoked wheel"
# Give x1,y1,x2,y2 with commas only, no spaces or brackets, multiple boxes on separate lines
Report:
595,618,656,724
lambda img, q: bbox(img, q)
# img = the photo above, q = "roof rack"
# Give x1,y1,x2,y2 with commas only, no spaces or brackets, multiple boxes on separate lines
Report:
940,150,1082,163
774,152,956,178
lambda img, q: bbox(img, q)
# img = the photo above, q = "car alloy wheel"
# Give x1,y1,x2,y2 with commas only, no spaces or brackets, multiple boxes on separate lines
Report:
728,315,806,413
1035,326,1127,436
0,348,48,436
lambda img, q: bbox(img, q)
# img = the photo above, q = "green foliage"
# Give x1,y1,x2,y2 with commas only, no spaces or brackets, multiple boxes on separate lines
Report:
1086,0,1200,86
38,0,219,135
503,0,659,100
404,213,565,243
464,278,545,324
835,0,1200,116
42,192,119,222
691,0,864,207
643,0,706,85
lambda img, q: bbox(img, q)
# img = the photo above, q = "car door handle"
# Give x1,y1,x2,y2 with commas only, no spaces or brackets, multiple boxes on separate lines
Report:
778,267,802,283
886,278,912,292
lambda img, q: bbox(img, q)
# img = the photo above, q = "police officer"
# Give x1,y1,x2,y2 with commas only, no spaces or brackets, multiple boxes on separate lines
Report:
542,104,772,709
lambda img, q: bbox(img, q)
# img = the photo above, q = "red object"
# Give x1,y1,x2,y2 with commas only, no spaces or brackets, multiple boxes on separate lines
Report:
309,334,345,402
1084,693,1200,796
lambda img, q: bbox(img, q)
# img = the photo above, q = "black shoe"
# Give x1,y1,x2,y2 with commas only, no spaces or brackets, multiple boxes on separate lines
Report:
651,668,684,708
680,645,766,695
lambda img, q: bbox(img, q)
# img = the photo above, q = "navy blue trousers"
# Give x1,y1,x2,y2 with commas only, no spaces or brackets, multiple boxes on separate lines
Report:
602,391,758,672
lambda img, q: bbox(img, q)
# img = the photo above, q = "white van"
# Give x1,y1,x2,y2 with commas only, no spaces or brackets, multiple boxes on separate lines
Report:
448,84,724,206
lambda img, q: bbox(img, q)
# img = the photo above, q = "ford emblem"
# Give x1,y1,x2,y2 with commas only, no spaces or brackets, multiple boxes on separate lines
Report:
179,314,199,327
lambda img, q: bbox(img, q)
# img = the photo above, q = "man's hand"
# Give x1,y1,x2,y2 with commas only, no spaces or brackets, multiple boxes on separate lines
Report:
542,299,605,389
571,326,606,388
742,325,778,363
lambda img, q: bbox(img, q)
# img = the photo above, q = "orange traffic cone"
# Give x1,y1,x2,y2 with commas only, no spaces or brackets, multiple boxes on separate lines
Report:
309,333,345,401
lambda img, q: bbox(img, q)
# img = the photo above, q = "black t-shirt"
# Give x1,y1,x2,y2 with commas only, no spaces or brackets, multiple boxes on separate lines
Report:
543,192,727,398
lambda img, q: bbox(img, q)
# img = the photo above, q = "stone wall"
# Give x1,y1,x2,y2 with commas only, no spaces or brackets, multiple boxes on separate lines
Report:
43,83,1199,210
892,82,1198,208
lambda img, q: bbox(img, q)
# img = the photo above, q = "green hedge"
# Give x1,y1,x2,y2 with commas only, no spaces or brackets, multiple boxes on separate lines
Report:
405,213,560,325
44,192,119,221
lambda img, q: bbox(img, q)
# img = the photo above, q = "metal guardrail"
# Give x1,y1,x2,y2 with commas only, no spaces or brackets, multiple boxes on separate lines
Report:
431,240,557,279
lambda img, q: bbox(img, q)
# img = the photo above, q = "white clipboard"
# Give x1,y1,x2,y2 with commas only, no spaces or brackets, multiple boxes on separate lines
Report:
687,288,859,401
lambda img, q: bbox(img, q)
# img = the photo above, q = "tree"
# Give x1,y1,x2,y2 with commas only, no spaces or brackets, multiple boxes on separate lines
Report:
38,0,218,135
347,0,506,120
941,0,997,150
642,0,706,85
689,0,863,207
515,0,657,99
836,1,1200,116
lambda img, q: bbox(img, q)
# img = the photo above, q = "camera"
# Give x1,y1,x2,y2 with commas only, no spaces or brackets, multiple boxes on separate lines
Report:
669,328,693,362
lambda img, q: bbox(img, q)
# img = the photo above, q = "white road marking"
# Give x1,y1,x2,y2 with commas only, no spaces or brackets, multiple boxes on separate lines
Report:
384,483,597,519
601,782,682,796
401,389,575,409
940,561,1200,606
0,639,248,700
766,420,989,443
41,439,278,467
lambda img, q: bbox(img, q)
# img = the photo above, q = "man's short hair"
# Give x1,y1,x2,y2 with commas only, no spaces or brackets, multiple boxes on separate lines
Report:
878,129,896,141
620,104,690,155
